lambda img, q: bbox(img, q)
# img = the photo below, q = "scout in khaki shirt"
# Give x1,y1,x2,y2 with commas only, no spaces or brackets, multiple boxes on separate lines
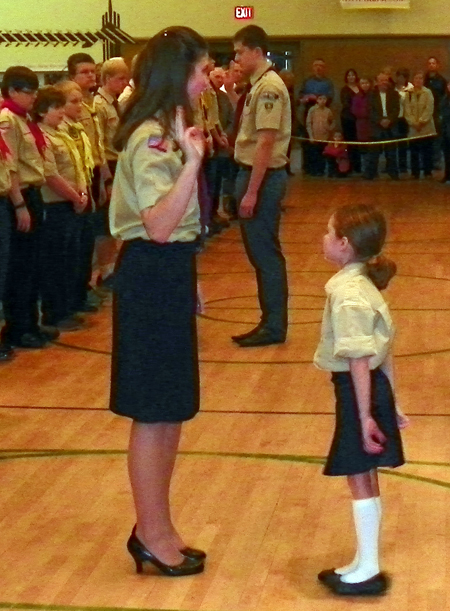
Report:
109,27,209,577
231,25,291,348
0,66,59,349
110,119,201,242
34,87,89,330
67,53,108,197
314,204,407,598
94,58,130,169
0,134,13,360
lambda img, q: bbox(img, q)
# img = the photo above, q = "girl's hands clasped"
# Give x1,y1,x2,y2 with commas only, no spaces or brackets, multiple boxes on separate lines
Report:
361,416,386,454
175,107,205,165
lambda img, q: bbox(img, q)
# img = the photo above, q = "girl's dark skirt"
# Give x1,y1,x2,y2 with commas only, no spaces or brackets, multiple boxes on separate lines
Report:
324,368,405,476
110,239,200,423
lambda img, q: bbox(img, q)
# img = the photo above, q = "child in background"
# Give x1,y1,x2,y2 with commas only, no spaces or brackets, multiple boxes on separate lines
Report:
314,204,409,597
306,94,335,176
323,131,350,177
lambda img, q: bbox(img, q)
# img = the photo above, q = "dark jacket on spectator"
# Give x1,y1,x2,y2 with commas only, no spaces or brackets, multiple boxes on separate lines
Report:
440,94,450,139
369,88,400,134
425,72,447,116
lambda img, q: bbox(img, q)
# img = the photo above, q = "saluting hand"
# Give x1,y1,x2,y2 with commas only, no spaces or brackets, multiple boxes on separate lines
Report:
361,417,386,455
175,107,205,165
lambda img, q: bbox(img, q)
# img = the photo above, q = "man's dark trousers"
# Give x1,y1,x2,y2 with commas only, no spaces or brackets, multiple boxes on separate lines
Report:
236,167,288,338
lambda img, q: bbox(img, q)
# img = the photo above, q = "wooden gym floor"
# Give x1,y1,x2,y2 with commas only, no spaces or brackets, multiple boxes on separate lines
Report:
1,175,450,611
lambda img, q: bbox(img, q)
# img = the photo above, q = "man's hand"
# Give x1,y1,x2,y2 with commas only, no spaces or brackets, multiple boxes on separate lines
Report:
239,191,258,218
380,118,391,128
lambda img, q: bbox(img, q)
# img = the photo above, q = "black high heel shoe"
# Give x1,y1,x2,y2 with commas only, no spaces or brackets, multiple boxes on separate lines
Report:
180,546,207,561
127,526,204,577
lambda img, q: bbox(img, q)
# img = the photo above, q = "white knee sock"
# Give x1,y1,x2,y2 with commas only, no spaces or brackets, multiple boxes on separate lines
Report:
336,496,382,576
340,497,380,584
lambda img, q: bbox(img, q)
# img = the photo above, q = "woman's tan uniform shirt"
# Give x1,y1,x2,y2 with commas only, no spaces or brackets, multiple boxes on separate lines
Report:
40,124,87,203
94,87,119,162
0,109,57,188
404,86,436,137
110,119,201,242
235,60,291,169
314,263,394,372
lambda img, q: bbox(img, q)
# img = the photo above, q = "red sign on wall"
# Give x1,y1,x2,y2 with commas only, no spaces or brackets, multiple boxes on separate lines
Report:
235,6,254,19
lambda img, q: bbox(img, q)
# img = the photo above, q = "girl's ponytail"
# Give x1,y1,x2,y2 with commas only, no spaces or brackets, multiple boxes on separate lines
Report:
365,254,397,290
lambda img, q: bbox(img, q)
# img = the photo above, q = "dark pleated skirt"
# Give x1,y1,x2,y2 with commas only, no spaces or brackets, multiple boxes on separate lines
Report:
109,239,200,423
324,368,405,476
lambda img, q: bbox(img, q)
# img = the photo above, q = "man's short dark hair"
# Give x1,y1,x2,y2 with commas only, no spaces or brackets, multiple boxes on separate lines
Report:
233,25,268,56
67,53,95,77
1,66,39,98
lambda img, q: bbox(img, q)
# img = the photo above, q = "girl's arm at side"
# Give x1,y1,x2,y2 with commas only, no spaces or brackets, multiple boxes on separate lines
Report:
381,352,410,429
349,356,386,454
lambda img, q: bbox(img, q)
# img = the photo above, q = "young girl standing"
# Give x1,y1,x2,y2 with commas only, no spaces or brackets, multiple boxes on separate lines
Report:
314,204,408,596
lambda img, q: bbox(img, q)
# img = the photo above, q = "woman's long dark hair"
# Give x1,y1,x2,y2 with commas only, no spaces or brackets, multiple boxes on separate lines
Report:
114,26,208,152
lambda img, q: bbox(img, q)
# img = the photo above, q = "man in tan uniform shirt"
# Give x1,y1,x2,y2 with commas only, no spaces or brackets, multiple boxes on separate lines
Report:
232,25,291,347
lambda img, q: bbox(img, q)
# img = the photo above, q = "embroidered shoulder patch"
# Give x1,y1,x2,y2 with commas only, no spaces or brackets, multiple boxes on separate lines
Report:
261,91,279,102
148,136,169,152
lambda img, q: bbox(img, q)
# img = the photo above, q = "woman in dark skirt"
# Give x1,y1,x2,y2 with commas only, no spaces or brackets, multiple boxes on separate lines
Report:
314,204,409,596
109,27,210,577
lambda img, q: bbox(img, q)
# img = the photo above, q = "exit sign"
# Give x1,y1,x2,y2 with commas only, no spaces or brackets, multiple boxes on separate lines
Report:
235,6,254,19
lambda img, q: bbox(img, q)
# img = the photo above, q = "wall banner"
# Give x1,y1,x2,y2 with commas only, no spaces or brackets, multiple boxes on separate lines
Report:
340,0,410,8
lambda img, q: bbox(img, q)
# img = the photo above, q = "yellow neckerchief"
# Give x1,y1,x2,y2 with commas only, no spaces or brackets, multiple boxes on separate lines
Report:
41,124,86,190
82,97,105,163
61,119,95,184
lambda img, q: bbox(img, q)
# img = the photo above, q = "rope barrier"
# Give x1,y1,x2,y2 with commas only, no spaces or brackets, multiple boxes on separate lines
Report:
291,133,436,146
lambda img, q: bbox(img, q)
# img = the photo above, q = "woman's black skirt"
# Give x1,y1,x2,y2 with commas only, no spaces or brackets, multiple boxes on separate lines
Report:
110,239,200,423
324,368,405,476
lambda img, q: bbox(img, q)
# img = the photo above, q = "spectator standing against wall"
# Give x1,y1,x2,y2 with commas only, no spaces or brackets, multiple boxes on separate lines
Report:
351,76,373,177
394,68,414,174
364,73,400,181
424,57,447,169
340,69,361,173
306,94,335,176
404,71,436,179
298,59,334,175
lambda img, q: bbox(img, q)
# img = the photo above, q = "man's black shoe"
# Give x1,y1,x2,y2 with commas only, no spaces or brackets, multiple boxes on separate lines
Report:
38,325,60,341
231,325,261,343
236,328,286,347
0,343,14,361
13,333,48,349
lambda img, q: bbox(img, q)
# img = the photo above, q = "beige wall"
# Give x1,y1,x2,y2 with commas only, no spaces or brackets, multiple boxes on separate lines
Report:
1,0,450,70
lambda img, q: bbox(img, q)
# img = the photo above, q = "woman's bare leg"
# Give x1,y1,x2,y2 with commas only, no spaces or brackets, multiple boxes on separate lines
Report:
128,421,184,565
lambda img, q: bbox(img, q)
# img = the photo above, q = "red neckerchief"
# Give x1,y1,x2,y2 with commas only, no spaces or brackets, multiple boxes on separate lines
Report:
0,132,10,160
1,98,47,158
